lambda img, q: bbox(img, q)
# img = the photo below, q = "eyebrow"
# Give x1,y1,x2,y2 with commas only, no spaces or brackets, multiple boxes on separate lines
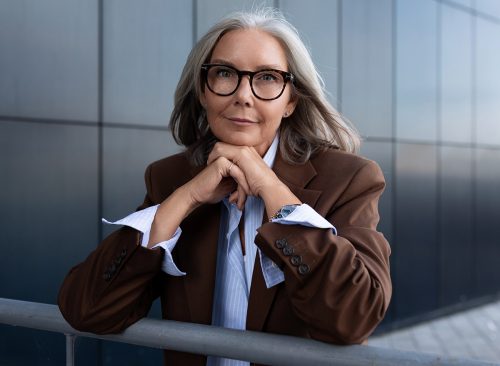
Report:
210,59,287,71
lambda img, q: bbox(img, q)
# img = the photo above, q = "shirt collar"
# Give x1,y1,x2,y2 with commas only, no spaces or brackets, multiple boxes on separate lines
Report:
262,133,279,169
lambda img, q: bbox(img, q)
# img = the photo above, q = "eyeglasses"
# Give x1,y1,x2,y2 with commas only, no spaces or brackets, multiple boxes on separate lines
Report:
201,63,294,101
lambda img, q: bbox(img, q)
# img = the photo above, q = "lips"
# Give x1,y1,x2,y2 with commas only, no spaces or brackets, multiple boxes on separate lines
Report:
226,117,257,124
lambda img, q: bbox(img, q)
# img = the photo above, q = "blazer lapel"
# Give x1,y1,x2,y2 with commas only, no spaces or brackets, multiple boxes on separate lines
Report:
175,202,221,325
246,153,322,331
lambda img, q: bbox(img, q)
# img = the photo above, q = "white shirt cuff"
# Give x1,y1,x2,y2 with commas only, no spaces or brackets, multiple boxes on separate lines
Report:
102,205,186,276
271,203,337,235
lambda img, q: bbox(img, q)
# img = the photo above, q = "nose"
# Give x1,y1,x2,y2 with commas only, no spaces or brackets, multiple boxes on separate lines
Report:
233,75,254,105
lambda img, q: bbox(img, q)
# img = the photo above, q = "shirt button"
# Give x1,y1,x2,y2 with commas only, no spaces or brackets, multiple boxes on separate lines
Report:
298,264,310,275
275,239,287,249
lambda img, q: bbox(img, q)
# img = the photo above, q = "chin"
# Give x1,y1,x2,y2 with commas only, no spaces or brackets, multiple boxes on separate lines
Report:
216,133,258,147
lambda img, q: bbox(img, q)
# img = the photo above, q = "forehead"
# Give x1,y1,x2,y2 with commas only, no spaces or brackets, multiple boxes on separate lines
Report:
210,28,288,70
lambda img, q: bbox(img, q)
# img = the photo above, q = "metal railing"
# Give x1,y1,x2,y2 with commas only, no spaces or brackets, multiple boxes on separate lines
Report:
0,297,496,366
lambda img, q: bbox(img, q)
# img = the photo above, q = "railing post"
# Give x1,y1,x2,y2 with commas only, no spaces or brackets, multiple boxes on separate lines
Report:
65,333,75,366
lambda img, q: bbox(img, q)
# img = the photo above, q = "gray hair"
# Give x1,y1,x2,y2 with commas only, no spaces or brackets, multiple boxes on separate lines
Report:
169,8,360,166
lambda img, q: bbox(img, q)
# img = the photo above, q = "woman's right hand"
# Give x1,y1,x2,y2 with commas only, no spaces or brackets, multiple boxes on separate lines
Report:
185,156,250,211
147,156,249,247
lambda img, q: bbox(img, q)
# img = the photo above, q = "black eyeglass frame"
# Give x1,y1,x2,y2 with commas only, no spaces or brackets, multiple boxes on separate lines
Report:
201,63,295,101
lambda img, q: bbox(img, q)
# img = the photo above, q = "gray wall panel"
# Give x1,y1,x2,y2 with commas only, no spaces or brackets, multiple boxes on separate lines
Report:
0,121,99,364
440,146,474,306
395,143,438,319
280,0,339,107
0,0,98,122
447,0,473,7
396,0,438,142
360,141,393,243
440,4,473,144
474,148,500,296
102,127,181,237
475,0,500,18
476,19,500,146
341,0,393,138
449,0,473,7
0,121,98,301
103,0,193,126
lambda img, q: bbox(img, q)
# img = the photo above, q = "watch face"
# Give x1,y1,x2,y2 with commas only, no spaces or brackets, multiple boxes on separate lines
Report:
281,204,299,217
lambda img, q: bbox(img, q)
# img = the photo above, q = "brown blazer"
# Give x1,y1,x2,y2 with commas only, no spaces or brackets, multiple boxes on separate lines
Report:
58,148,391,366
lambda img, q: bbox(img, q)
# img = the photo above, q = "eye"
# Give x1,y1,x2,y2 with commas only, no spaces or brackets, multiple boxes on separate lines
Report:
213,66,235,78
256,71,280,82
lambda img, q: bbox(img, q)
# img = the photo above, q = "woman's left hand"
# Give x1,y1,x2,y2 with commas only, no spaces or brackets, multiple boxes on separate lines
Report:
207,142,301,215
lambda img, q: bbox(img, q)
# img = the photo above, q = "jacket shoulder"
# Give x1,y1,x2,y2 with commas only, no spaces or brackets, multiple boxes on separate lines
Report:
144,151,196,202
148,151,191,172
310,148,381,180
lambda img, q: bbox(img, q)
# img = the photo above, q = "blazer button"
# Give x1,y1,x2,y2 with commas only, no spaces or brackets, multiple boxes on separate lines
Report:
275,239,287,249
298,263,310,275
282,245,294,256
120,248,127,258
290,255,302,266
103,271,112,281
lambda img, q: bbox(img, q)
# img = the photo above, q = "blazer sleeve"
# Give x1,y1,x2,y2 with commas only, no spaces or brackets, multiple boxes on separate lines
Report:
57,164,165,334
255,159,391,345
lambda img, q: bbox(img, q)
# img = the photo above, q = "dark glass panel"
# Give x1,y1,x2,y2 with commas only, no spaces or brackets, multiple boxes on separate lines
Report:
394,143,438,320
440,146,474,306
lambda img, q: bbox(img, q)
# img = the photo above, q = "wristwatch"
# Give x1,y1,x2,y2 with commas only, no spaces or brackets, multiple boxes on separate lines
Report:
269,204,300,221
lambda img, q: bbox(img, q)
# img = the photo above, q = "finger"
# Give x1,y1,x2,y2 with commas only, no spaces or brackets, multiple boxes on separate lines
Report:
208,142,243,166
236,184,247,210
229,190,238,204
207,142,228,165
227,164,250,195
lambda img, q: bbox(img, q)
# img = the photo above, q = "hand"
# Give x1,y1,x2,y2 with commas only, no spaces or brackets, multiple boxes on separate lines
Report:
185,156,250,210
148,156,250,247
207,143,277,197
207,142,301,216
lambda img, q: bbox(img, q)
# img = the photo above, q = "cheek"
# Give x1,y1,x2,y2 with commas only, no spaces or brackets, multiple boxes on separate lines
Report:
205,97,227,119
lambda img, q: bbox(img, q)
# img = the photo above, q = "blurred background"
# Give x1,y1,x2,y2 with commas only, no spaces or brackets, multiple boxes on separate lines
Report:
1,0,499,364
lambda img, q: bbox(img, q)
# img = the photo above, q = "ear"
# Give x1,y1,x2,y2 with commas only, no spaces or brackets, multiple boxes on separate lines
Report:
199,92,207,109
284,97,298,117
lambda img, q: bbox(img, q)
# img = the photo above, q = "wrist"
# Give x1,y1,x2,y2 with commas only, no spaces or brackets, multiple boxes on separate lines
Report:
261,183,301,219
269,203,301,221
154,186,195,225
176,185,199,214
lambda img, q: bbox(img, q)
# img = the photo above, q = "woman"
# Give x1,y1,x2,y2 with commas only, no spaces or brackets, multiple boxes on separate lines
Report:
58,8,391,366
